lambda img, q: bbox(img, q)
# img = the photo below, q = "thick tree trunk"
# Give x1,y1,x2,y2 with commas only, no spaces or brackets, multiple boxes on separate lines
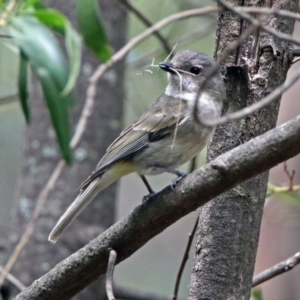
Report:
7,0,126,299
188,0,297,299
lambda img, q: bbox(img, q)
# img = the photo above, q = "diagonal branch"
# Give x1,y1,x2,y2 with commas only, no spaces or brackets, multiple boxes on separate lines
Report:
0,266,26,292
197,59,300,127
117,0,172,54
252,252,300,287
217,0,300,46
16,114,300,300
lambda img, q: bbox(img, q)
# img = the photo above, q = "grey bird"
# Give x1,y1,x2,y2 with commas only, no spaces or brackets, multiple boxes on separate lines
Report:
49,50,225,243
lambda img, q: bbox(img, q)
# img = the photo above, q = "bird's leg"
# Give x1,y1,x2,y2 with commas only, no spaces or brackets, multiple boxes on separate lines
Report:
140,175,156,203
154,166,187,190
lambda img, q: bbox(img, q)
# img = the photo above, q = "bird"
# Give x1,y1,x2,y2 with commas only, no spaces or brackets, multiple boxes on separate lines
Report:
49,50,225,243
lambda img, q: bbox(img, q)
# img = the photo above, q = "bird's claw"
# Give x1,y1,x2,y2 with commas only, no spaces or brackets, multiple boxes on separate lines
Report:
171,173,187,190
142,192,156,203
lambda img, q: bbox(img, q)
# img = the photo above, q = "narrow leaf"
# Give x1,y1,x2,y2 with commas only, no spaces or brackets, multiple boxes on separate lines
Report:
31,9,67,35
62,21,81,95
76,0,111,62
29,9,82,97
35,67,73,164
18,51,30,123
10,16,72,97
9,15,74,163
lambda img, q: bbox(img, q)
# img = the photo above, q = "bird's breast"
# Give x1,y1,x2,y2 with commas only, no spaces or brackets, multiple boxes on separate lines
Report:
133,119,215,175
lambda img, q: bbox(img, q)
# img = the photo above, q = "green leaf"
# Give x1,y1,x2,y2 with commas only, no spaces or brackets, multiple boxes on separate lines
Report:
76,0,111,62
18,51,30,123
10,15,71,94
251,289,263,300
30,9,82,95
35,67,72,164
9,15,73,164
31,9,67,35
62,21,81,95
21,0,46,11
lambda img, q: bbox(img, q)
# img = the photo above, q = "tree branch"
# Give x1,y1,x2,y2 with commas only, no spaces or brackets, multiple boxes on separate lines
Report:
89,6,219,82
252,252,300,287
0,266,26,292
16,114,300,300
0,87,95,286
117,0,172,55
197,58,300,127
173,217,198,300
218,0,300,46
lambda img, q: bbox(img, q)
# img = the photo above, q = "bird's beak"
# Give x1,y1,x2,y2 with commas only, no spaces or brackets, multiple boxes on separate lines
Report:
159,61,176,74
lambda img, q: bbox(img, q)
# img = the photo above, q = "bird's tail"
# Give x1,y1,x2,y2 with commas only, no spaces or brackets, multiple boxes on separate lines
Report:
48,165,127,243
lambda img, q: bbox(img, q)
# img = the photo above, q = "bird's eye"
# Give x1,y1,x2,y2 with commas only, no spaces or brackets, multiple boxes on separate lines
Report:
190,66,201,75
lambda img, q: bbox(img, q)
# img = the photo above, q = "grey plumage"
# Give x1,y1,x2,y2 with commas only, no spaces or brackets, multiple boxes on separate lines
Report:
49,50,225,243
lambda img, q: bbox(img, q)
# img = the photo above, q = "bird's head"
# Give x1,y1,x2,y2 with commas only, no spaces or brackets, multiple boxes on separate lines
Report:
159,50,225,104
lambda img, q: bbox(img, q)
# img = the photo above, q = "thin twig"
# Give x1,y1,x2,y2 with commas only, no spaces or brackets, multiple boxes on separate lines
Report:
238,6,300,22
170,67,183,149
129,22,217,69
0,160,66,287
172,150,199,299
89,6,219,83
252,252,300,287
192,1,300,126
106,250,117,300
193,24,258,124
173,217,198,300
194,1,300,126
0,0,17,26
283,161,296,191
0,86,95,287
0,266,26,292
198,63,300,127
117,0,172,55
218,0,300,47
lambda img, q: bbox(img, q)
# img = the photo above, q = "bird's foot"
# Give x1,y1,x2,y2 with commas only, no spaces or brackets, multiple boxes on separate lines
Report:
142,192,156,203
171,172,187,190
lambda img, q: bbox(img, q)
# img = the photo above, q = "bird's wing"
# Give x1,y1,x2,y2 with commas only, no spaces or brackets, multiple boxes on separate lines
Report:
80,95,187,191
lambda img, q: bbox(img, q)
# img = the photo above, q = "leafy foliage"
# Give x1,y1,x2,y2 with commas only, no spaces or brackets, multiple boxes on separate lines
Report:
18,50,30,123
0,0,112,163
76,0,111,62
9,14,74,164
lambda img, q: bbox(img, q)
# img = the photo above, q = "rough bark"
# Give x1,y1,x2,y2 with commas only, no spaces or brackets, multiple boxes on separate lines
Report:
15,114,300,300
7,1,126,299
188,0,297,299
